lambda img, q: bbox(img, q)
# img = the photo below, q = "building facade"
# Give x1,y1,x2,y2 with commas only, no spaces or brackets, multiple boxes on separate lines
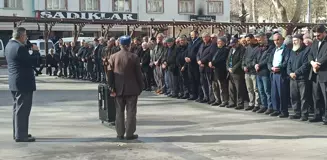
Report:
0,0,230,41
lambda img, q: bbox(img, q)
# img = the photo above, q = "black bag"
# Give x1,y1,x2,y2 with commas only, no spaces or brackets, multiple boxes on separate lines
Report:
98,84,116,124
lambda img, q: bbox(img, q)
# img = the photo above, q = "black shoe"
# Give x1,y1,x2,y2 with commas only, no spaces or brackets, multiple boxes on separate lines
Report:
235,106,244,110
309,117,323,123
300,116,308,121
195,98,202,102
227,104,236,108
188,97,196,100
245,106,254,111
15,137,36,142
200,99,208,103
323,121,327,125
117,135,124,140
270,111,280,116
171,94,178,98
218,103,227,107
208,101,215,105
126,134,138,140
167,94,172,97
256,107,267,113
264,109,274,115
210,102,221,106
252,106,260,112
289,115,301,119
182,95,189,99
278,113,289,118
14,134,32,140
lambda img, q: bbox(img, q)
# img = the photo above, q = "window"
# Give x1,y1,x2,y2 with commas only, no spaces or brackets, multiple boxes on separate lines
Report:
80,0,99,11
113,0,131,12
207,0,223,14
178,0,194,14
39,42,54,50
146,0,164,13
4,0,23,9
46,0,67,10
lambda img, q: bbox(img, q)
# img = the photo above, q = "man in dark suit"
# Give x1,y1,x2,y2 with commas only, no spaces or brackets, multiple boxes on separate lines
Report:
308,25,327,124
267,33,291,118
196,32,217,103
108,36,144,140
185,30,203,100
140,42,151,91
5,27,36,142
209,36,230,107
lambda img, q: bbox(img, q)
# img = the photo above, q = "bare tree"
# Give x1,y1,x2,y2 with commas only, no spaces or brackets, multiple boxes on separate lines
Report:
271,0,304,22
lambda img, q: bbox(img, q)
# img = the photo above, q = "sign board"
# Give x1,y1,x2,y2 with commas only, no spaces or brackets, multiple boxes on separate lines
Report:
36,11,138,21
189,15,216,22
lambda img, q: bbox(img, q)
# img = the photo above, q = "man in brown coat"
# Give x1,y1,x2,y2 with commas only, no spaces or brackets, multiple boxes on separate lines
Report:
108,35,144,140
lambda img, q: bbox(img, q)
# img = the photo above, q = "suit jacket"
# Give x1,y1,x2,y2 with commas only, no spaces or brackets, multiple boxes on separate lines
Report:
287,46,310,81
186,37,203,66
226,45,245,75
151,43,166,64
108,49,144,96
212,46,229,80
255,44,275,76
196,43,217,73
140,49,151,72
5,39,36,92
163,45,179,74
267,46,291,78
176,44,188,68
46,54,57,66
308,36,327,82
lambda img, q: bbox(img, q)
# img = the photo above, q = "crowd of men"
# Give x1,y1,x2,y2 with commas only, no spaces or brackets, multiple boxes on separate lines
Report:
45,24,327,125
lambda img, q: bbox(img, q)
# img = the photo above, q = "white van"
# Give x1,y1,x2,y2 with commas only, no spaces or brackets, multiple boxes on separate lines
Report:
0,39,5,58
29,39,54,57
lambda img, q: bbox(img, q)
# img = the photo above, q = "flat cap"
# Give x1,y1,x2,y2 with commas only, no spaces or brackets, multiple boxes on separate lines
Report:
165,38,174,43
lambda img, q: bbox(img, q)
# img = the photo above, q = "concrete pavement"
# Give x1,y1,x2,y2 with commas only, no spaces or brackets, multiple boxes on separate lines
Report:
0,69,327,160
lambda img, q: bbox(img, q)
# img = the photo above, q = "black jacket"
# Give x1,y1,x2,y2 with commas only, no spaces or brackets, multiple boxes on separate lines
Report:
140,49,151,72
255,44,275,76
287,46,310,81
176,44,188,68
196,43,217,73
242,44,260,74
46,54,57,66
308,36,327,82
31,50,43,67
186,37,203,66
212,46,229,80
164,45,179,73
226,45,245,75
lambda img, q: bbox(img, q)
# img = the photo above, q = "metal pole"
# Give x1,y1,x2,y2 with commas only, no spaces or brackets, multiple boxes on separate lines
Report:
306,0,311,23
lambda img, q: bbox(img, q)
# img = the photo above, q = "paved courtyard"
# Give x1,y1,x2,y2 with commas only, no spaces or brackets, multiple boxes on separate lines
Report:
0,69,327,160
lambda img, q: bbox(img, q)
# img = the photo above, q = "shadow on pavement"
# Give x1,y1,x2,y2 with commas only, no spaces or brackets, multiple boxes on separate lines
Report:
35,137,142,143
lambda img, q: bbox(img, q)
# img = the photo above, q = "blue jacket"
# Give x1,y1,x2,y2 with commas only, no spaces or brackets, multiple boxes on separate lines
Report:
5,39,36,92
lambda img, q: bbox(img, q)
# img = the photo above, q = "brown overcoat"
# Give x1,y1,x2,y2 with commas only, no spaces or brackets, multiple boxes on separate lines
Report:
108,49,144,96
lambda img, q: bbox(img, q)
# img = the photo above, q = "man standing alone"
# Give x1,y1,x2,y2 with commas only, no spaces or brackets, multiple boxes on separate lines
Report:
6,27,36,142
108,36,144,140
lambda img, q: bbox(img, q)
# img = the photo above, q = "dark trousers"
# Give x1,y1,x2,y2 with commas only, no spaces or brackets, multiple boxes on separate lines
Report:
188,65,202,99
178,68,189,96
290,80,309,117
58,61,68,77
312,80,327,118
68,60,76,77
168,70,178,95
212,75,229,104
78,61,85,78
46,65,58,76
115,95,138,137
229,73,244,107
200,71,214,101
33,65,44,74
11,91,33,139
93,61,102,81
256,75,272,109
142,69,152,90
271,74,289,114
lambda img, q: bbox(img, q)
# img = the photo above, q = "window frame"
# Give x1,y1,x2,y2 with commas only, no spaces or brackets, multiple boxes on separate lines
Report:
207,0,224,15
112,0,132,13
79,0,100,11
4,0,23,9
146,0,164,14
177,0,195,14
45,0,67,11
